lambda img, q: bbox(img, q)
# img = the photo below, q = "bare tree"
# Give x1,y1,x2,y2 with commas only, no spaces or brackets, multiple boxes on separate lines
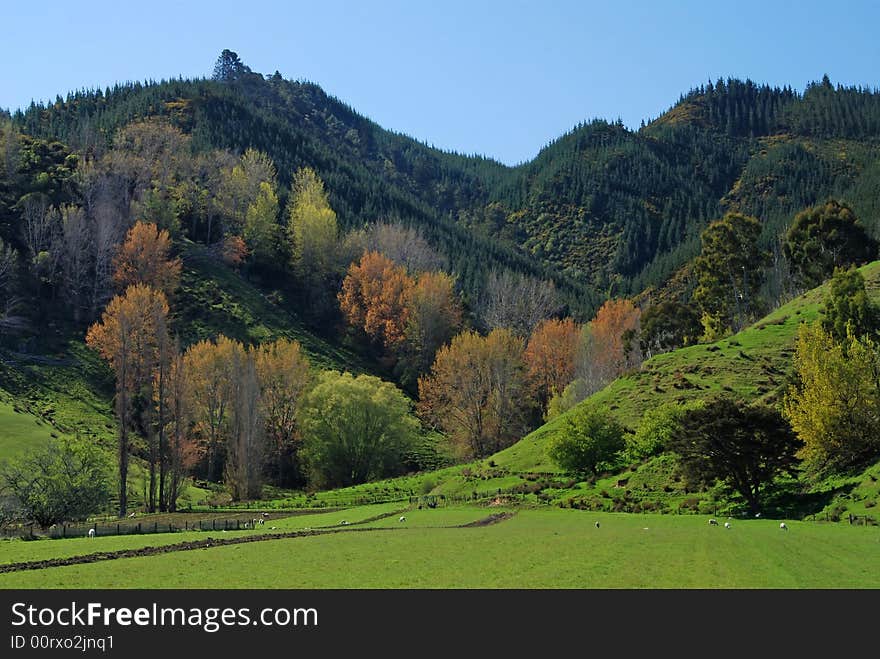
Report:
480,269,559,337
90,197,126,317
54,205,92,323
366,221,448,274
0,238,26,333
225,350,265,501
163,344,193,512
19,195,55,262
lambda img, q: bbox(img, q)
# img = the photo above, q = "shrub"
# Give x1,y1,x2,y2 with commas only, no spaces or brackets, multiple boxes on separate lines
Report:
547,405,625,477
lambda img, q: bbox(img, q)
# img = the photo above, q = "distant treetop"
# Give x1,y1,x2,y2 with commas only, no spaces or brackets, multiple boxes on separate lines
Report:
212,50,251,82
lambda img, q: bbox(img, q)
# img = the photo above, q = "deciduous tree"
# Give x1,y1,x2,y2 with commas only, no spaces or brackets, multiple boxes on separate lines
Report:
525,317,581,410
784,323,880,478
85,284,170,516
254,339,312,487
300,371,418,487
112,221,182,296
418,329,533,459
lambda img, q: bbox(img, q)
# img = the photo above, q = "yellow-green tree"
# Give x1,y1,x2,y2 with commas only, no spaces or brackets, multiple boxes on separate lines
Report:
243,181,280,262
287,168,338,276
784,323,880,477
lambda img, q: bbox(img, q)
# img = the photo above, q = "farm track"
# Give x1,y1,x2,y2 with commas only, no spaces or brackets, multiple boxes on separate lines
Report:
0,509,518,574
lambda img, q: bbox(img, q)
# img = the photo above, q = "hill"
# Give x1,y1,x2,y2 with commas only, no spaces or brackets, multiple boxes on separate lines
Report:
10,58,880,315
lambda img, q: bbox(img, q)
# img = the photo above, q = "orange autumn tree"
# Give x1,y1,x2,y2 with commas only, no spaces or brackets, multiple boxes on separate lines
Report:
86,283,170,517
525,317,581,410
183,335,244,482
112,221,182,296
585,298,642,385
403,270,463,378
418,328,533,459
253,338,312,487
338,251,414,350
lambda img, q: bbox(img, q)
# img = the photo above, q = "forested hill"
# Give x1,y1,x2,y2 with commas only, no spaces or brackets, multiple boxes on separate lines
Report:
8,55,880,313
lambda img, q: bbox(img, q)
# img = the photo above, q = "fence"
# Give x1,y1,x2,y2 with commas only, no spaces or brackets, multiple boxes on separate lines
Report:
0,516,282,541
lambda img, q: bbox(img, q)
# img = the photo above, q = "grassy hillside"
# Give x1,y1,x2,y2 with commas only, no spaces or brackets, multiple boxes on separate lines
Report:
174,241,371,372
497,260,880,473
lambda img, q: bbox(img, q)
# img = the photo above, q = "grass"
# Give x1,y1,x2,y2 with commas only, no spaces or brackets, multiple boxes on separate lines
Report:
2,507,877,588
0,398,62,461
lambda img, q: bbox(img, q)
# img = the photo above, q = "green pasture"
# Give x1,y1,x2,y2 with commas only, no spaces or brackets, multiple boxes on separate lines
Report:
2,507,877,589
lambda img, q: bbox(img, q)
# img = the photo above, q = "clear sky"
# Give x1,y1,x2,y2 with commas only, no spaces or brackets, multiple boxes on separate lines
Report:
2,0,879,165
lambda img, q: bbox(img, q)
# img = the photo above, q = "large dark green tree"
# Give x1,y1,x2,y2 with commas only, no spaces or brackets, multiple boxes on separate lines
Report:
821,266,879,342
783,199,877,290
668,397,802,514
693,212,767,338
639,301,702,357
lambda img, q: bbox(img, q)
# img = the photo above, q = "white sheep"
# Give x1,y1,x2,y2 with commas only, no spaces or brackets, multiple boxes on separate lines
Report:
261,512,269,517
399,516,406,522
595,521,600,528
780,522,788,531
708,518,718,526
87,528,95,538
258,518,264,525
724,522,732,529
128,512,136,518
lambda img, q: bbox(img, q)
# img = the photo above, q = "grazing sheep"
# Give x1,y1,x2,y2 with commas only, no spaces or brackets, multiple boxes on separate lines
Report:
258,518,264,526
780,522,788,531
261,512,270,517
755,512,761,518
708,518,719,526
595,521,600,528
724,522,732,529
399,516,406,522
87,528,95,538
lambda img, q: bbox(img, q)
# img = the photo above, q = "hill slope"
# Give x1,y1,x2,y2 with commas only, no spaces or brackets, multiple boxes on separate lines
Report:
11,61,880,314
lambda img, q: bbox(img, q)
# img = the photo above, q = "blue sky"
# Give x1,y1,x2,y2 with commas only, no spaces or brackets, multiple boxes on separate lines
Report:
2,0,879,165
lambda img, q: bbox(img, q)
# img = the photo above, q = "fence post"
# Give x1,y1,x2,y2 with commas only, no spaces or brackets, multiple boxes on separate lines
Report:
137,522,141,534
117,524,120,535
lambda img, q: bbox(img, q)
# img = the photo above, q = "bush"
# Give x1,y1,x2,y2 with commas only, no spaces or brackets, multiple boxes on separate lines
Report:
0,438,112,527
626,401,702,462
547,405,625,477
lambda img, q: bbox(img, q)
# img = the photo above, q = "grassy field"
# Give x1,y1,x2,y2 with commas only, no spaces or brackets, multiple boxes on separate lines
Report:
1,507,877,588
0,504,499,568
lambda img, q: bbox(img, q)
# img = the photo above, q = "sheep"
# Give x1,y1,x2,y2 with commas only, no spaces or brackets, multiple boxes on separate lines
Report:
261,512,270,517
399,516,406,522
87,528,95,538
595,521,600,528
724,522,732,529
780,522,788,531
755,512,761,518
128,512,136,518
708,518,718,526
258,518,265,526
